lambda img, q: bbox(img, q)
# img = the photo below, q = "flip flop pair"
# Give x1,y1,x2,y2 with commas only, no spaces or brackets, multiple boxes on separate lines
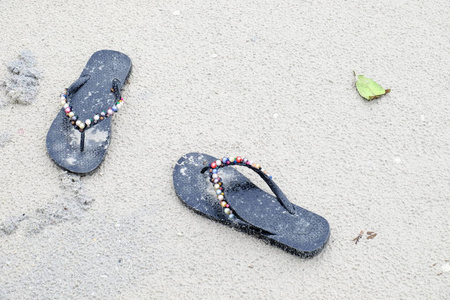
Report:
173,153,330,257
46,50,132,174
46,51,330,257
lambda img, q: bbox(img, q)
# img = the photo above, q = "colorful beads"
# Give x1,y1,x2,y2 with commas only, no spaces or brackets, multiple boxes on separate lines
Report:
208,156,272,220
59,90,124,132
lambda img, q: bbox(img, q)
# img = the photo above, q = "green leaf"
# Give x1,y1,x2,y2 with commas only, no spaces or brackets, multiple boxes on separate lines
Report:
354,73,390,100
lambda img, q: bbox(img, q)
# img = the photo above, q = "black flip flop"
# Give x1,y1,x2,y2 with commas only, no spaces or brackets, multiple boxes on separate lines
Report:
173,153,330,257
46,50,132,174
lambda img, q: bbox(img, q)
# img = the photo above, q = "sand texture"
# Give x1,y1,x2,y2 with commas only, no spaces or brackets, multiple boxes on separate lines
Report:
0,0,449,299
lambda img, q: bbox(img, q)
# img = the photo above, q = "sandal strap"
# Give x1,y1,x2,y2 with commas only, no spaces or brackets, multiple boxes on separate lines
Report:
60,77,125,133
201,156,296,221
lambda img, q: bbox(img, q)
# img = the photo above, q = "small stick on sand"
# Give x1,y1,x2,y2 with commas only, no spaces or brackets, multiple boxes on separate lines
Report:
353,230,364,244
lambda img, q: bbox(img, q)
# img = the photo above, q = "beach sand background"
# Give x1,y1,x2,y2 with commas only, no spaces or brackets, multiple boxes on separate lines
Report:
0,0,449,299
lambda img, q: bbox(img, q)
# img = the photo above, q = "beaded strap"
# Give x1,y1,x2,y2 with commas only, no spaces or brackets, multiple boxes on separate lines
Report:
60,87,124,133
207,156,276,220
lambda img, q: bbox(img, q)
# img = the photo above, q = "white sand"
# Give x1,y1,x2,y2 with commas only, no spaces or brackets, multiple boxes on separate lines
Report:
0,0,449,299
